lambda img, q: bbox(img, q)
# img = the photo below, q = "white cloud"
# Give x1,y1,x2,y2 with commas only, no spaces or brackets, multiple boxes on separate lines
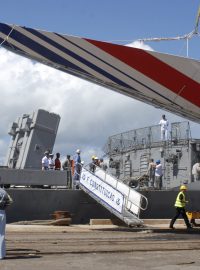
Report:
125,40,154,51
0,47,200,165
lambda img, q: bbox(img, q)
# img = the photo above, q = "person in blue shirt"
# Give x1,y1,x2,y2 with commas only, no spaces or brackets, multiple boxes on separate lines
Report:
0,188,13,260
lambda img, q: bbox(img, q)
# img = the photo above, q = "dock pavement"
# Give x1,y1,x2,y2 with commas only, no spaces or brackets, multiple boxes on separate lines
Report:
1,220,200,270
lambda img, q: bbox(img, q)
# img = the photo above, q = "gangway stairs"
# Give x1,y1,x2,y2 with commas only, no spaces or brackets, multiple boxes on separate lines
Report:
80,166,148,226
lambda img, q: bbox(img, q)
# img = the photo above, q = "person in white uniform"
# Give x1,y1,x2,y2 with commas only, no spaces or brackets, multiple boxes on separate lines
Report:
192,162,200,181
154,160,163,190
42,151,49,170
0,188,13,260
48,153,55,170
159,114,169,140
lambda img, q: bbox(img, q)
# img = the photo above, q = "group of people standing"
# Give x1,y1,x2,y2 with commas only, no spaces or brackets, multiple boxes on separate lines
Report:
147,158,200,189
42,151,62,171
147,159,163,189
89,156,107,173
41,149,109,189
41,149,83,189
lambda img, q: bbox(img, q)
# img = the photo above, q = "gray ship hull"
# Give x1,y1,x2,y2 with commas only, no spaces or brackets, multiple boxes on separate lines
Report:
6,188,200,224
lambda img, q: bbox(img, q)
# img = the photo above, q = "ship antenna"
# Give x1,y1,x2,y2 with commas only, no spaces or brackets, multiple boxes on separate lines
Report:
194,5,200,34
136,5,200,58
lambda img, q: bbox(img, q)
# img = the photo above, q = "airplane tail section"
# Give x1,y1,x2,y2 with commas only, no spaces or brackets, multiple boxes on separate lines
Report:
0,22,200,123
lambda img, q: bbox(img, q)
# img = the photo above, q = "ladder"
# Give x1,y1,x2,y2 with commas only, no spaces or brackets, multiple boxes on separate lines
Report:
139,153,150,175
165,163,171,189
164,141,171,189
80,166,148,227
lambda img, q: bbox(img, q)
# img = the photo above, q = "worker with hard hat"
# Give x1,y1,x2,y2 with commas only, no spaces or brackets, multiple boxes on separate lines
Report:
169,185,192,229
94,156,100,167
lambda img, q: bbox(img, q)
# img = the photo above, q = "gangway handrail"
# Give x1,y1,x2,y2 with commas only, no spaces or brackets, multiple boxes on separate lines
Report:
125,180,148,211
96,165,148,212
121,182,148,212
126,191,148,211
83,164,148,216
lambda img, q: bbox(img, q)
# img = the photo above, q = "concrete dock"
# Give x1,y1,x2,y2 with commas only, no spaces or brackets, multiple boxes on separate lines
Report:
1,221,200,270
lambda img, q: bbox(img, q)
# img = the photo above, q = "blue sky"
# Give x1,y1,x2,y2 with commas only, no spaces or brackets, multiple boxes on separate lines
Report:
0,0,200,58
0,1,200,163
1,0,200,58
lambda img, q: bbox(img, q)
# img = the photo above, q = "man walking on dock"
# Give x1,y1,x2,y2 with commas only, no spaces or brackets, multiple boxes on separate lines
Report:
169,185,192,229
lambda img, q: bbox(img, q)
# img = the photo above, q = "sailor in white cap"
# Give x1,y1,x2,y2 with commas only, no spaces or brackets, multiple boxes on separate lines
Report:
0,188,13,260
42,151,49,170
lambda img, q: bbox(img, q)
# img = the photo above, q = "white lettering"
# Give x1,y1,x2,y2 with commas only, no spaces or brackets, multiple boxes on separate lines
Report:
80,168,124,213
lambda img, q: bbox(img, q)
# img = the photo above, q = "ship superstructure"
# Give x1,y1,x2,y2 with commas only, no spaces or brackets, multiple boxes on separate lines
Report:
104,121,200,189
4,109,60,170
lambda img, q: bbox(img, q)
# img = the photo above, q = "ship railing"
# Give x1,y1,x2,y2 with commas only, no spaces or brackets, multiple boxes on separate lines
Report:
0,167,69,188
104,121,191,155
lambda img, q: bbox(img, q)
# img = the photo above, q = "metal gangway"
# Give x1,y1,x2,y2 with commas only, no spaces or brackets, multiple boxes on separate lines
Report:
79,165,148,226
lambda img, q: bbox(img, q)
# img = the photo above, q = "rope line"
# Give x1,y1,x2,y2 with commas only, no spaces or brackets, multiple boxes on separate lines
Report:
0,24,15,47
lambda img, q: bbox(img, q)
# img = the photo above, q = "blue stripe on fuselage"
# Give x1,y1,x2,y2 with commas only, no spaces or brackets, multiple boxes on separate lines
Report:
0,23,85,74
24,27,132,89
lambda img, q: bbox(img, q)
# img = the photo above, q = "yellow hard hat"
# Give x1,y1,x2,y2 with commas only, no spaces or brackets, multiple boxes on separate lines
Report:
180,185,187,190
92,155,96,159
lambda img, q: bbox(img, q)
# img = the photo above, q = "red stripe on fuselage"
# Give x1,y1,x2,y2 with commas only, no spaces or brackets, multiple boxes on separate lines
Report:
85,38,200,108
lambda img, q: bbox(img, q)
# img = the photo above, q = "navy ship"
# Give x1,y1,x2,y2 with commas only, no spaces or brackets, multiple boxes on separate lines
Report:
0,13,200,223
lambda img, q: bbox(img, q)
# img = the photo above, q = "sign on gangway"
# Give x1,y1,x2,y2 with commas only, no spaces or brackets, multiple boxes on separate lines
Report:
80,168,124,213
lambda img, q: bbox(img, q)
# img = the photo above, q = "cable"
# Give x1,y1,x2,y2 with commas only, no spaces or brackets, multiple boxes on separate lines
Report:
0,24,15,47
107,6,200,48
